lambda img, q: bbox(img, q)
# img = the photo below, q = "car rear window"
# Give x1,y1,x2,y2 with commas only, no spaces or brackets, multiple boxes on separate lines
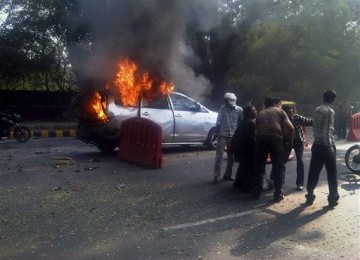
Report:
142,96,169,109
114,98,137,107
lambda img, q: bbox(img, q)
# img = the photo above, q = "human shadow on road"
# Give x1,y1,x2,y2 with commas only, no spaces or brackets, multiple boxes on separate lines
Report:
338,171,360,193
230,204,330,257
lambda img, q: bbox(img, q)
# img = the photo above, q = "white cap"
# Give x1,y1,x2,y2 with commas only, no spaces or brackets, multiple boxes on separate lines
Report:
224,92,236,106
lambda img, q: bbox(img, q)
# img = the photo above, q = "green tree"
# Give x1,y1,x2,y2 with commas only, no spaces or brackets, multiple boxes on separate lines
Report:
222,0,360,105
0,0,80,91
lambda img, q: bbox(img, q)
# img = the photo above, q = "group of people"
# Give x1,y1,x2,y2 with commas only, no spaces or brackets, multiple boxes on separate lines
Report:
212,90,339,207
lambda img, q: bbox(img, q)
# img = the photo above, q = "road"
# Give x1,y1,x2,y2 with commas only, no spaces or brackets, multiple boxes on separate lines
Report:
0,137,359,259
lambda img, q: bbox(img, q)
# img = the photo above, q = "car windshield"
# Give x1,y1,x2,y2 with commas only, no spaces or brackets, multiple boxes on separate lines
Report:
170,93,206,112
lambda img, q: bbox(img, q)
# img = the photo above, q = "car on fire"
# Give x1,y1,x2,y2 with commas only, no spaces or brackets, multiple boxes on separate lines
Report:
71,90,219,153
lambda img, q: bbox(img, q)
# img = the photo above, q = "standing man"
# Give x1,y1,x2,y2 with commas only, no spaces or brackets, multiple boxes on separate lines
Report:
252,98,294,202
282,105,313,191
305,90,339,208
212,93,243,184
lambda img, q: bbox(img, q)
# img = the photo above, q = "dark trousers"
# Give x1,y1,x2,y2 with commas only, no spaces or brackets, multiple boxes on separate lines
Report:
337,117,347,139
253,135,284,198
306,143,339,201
293,138,305,186
235,156,254,192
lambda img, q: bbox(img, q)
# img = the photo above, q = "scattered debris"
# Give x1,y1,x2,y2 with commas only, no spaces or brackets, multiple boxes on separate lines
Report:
117,182,128,189
88,158,101,163
84,166,99,171
52,157,76,165
53,187,62,191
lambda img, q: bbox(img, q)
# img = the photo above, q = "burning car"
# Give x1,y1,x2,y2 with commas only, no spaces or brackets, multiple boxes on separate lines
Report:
70,89,218,153
66,58,218,153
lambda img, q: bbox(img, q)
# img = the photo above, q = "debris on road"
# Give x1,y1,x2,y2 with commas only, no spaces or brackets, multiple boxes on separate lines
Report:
52,156,76,165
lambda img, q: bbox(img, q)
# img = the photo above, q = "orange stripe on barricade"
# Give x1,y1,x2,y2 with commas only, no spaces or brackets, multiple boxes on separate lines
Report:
117,117,163,169
347,112,360,141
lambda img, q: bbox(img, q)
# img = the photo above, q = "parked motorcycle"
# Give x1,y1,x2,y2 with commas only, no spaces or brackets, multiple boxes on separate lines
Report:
0,111,31,143
345,144,360,174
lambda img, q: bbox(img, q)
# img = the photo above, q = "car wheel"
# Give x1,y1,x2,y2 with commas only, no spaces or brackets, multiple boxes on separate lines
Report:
96,144,117,154
205,128,217,150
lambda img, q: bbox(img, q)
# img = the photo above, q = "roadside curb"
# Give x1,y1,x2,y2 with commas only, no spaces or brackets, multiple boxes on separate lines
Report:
10,129,77,139
9,121,78,139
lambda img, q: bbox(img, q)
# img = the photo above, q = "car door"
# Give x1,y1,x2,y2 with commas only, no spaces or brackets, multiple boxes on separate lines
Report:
140,95,175,143
169,93,207,142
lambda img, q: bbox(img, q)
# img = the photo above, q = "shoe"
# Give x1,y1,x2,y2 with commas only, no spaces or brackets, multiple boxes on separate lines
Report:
328,200,339,208
223,176,235,181
212,178,219,184
274,194,284,203
305,193,316,205
328,194,339,208
296,185,303,191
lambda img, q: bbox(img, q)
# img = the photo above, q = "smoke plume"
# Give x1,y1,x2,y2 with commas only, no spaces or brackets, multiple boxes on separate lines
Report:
72,0,223,101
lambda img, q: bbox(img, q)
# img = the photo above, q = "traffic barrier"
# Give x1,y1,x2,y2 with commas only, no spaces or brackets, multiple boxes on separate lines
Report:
347,112,360,141
117,117,162,169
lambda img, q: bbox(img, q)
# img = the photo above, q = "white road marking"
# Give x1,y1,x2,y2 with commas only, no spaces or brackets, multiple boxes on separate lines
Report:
162,209,258,231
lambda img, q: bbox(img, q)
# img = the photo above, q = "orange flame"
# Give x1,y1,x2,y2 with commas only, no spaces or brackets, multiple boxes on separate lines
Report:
114,58,174,106
86,90,107,122
83,57,174,123
93,92,107,121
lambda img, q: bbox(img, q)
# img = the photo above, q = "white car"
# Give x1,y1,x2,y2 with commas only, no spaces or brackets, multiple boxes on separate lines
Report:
75,91,218,153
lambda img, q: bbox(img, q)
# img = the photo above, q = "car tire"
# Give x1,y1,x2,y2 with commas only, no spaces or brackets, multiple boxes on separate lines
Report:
205,127,217,150
96,144,117,154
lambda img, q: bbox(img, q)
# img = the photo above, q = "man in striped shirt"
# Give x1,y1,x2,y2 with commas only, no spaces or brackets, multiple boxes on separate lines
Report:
282,105,313,191
252,98,294,202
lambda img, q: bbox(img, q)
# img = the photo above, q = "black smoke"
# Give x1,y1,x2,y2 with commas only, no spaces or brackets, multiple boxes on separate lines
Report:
72,0,224,101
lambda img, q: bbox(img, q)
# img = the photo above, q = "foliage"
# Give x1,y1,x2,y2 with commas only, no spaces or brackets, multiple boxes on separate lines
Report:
191,0,359,106
0,0,359,107
0,0,81,91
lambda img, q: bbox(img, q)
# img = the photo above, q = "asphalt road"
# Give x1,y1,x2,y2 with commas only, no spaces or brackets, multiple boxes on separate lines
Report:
0,136,359,259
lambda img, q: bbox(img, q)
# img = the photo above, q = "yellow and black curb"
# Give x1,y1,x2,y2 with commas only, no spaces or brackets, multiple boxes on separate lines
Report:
10,129,77,139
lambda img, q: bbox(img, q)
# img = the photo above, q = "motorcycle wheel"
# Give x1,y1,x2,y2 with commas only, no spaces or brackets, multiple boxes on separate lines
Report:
345,144,360,174
14,126,31,143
